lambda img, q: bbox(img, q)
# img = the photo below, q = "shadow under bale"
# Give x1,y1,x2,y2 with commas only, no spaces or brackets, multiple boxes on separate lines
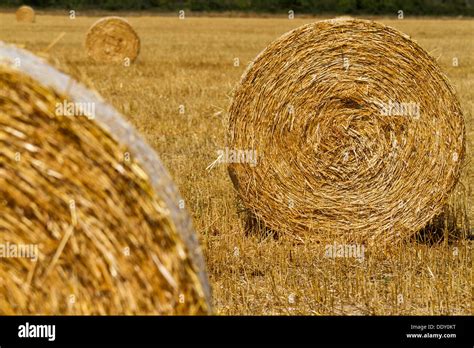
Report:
414,186,471,245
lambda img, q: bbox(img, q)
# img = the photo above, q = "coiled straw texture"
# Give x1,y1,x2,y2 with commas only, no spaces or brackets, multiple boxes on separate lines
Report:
0,42,211,314
228,18,465,243
85,17,140,64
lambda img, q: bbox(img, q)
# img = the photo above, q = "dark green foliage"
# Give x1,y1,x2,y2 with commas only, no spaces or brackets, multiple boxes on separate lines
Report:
1,0,472,15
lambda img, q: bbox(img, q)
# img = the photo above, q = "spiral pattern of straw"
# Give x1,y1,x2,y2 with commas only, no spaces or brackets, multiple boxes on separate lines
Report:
228,18,465,244
85,17,140,64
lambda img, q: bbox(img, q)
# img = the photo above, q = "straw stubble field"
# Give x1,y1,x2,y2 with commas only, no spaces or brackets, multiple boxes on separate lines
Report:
0,12,472,315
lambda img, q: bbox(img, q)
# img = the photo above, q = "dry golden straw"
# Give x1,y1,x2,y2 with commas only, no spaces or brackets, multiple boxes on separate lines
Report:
228,18,465,244
85,16,140,64
0,42,211,314
15,5,35,23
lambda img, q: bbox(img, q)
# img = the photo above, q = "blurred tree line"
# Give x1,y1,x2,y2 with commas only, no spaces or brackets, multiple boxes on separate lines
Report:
1,0,473,15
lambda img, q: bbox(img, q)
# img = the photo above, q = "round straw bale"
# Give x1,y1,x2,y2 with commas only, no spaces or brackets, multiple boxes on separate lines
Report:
85,16,140,64
228,18,465,243
15,5,35,23
0,42,210,314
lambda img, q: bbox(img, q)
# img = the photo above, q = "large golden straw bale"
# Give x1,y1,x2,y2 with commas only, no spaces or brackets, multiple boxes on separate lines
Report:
0,42,211,314
228,18,465,244
85,16,140,64
15,5,35,23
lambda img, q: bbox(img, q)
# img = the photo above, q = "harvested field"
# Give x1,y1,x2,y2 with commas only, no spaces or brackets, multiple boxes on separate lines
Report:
0,12,472,315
